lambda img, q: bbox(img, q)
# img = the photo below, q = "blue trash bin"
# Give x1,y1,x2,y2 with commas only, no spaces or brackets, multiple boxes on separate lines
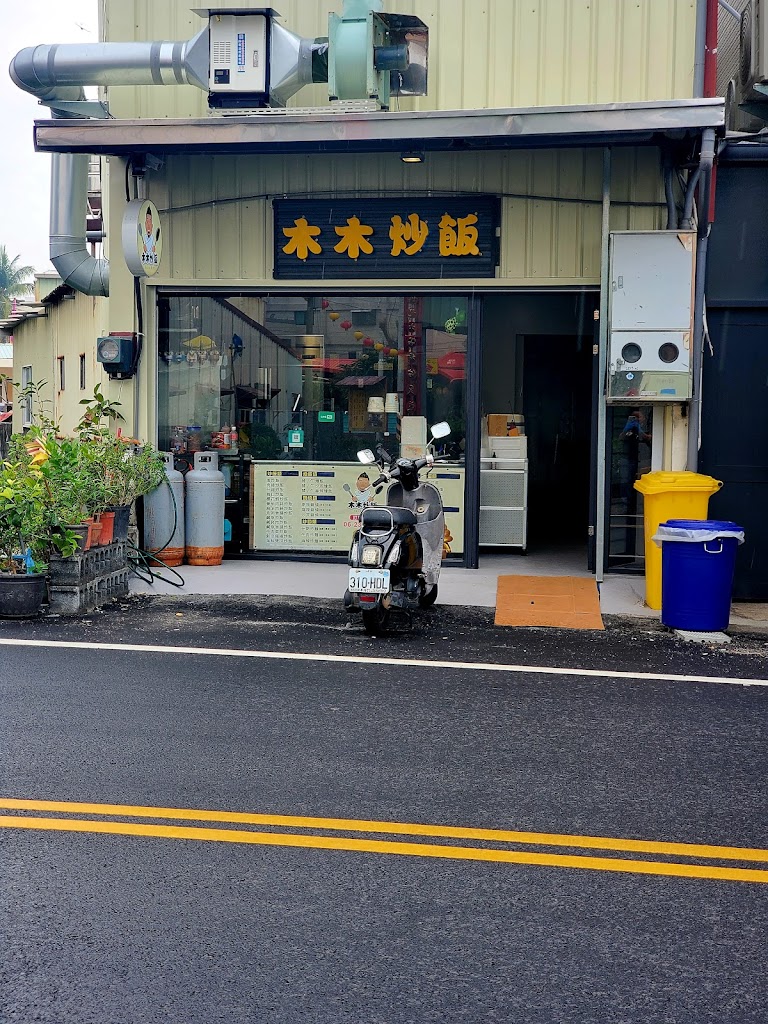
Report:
654,519,745,631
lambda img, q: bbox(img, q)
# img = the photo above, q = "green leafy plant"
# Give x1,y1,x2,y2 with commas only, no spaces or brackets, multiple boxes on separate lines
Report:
0,452,78,574
0,246,34,320
0,383,163,573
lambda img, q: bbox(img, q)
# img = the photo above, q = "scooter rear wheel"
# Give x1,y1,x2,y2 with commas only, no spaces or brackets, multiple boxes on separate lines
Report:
362,603,390,636
419,584,438,608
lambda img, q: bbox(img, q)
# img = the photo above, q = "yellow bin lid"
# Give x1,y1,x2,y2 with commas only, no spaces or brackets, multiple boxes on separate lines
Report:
633,471,723,495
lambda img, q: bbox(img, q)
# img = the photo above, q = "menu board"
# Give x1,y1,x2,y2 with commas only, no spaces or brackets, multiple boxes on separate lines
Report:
251,461,464,554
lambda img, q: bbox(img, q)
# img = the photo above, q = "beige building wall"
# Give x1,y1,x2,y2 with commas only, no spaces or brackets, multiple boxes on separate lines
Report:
141,147,663,288
12,294,107,435
100,0,698,119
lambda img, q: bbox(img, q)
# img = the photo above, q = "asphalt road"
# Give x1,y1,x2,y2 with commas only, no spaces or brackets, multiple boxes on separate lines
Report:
1,596,767,1023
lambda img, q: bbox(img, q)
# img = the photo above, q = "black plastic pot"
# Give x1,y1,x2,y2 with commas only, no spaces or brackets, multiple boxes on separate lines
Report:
111,504,131,542
65,524,89,554
0,572,47,619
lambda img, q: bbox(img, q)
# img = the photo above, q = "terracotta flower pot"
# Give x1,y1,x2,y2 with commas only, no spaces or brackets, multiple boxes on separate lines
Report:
90,519,103,547
99,510,115,545
84,518,95,550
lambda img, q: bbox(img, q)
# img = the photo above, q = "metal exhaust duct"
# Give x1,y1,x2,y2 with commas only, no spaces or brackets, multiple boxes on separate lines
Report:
8,7,419,293
9,30,208,297
49,136,109,298
8,29,210,99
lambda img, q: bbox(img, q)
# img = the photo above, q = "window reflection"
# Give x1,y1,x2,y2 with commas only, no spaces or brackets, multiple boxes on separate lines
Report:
608,404,653,569
157,294,468,463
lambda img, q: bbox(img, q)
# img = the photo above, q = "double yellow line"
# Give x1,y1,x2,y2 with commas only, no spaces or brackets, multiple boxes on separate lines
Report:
2,798,767,884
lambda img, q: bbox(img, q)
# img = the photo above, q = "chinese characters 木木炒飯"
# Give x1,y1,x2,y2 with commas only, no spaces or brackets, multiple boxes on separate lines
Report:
282,212,482,261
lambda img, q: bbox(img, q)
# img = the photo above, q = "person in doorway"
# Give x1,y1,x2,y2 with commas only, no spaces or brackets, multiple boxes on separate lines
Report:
618,408,651,508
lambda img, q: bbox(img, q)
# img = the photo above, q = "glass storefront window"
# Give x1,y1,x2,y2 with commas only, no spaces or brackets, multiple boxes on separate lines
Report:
158,294,468,462
607,404,653,570
157,293,468,556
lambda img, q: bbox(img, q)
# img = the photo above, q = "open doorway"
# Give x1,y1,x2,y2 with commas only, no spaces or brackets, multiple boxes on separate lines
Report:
480,293,598,566
522,335,593,545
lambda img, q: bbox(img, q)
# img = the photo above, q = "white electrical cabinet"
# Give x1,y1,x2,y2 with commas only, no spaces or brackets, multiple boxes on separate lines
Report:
209,13,268,97
608,231,695,402
479,459,528,550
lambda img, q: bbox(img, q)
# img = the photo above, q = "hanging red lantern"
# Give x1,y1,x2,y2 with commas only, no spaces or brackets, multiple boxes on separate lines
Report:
321,299,330,309
340,320,353,331
397,350,407,357
362,338,374,347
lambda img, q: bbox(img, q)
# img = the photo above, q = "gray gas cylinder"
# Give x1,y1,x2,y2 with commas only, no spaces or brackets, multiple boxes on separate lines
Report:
184,451,225,565
143,452,185,567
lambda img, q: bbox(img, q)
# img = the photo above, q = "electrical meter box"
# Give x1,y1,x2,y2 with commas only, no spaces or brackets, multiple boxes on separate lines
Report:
208,11,269,101
608,231,696,403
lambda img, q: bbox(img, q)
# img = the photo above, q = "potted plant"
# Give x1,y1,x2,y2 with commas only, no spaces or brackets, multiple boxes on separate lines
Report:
0,449,79,618
95,438,165,540
0,380,165,618
72,385,163,542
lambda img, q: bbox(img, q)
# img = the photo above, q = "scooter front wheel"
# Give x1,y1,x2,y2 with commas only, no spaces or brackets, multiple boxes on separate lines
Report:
419,583,438,608
361,601,390,636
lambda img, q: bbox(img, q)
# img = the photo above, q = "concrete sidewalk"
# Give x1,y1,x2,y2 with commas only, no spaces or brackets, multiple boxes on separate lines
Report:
127,549,768,630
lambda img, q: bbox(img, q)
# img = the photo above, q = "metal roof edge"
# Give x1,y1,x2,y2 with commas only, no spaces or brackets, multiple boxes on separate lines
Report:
33,98,725,156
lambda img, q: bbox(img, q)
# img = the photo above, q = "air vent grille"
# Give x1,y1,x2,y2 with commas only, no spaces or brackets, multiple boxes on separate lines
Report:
212,40,231,65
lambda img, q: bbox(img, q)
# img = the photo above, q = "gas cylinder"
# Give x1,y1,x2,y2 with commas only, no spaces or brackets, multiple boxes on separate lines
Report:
184,451,225,566
143,452,185,567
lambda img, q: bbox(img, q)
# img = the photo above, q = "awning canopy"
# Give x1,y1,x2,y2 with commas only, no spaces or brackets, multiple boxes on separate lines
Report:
32,98,725,157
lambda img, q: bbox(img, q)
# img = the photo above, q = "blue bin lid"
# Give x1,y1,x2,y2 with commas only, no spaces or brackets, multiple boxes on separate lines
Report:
662,519,743,532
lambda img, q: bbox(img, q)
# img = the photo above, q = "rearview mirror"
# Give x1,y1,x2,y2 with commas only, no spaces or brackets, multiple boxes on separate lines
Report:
357,449,376,465
430,421,451,439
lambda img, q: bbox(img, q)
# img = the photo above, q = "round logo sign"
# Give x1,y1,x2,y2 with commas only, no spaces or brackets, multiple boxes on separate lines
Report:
122,199,163,277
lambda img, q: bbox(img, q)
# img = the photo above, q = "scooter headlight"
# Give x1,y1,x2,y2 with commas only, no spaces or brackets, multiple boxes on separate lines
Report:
361,544,383,567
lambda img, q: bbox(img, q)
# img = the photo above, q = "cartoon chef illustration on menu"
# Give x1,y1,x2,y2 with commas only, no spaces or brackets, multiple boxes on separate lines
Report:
343,471,375,509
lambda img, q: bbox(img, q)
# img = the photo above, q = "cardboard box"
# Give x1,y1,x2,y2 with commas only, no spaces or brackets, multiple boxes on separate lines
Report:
487,414,523,437
487,414,508,437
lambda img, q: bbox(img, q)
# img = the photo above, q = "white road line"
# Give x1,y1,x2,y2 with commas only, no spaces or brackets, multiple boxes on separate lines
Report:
0,636,765,687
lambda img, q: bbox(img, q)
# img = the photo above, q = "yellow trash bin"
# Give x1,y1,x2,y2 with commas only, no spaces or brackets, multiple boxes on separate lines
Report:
633,472,723,610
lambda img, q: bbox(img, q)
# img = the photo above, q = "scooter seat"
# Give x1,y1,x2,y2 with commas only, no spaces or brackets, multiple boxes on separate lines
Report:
362,506,417,529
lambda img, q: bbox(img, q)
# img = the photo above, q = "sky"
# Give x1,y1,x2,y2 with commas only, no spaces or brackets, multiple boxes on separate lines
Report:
0,0,99,277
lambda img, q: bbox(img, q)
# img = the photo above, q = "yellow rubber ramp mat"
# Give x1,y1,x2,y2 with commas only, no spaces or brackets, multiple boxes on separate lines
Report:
495,575,604,630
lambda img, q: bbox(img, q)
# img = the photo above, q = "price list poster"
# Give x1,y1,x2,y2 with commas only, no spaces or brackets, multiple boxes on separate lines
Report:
251,463,464,554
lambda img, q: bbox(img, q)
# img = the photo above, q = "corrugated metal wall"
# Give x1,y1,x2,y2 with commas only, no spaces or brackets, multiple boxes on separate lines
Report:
150,148,663,286
101,0,697,118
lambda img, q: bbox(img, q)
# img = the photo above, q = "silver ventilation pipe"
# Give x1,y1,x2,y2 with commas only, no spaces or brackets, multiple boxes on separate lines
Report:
8,18,334,293
49,129,109,297
9,30,209,99
270,22,329,107
9,31,207,297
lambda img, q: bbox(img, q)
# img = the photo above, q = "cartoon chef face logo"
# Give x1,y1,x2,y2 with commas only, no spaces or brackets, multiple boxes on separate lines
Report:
343,471,374,508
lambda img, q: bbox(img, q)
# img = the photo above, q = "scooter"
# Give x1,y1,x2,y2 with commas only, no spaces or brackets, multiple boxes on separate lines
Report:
344,421,451,635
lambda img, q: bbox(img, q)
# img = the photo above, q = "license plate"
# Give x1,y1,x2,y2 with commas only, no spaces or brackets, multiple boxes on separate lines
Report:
349,568,390,593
